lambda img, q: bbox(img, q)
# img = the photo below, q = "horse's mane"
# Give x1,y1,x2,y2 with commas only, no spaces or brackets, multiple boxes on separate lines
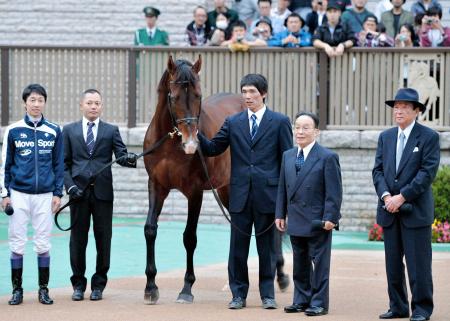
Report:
158,59,197,93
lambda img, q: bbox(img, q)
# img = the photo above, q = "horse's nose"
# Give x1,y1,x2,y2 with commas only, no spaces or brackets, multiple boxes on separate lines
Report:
182,141,198,155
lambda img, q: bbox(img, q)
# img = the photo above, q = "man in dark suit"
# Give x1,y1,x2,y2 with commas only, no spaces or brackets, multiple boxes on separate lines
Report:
198,74,292,310
275,111,342,316
372,88,440,321
63,89,137,301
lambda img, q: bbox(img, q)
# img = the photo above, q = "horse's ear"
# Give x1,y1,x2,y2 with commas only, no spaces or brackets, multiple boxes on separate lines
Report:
167,55,176,75
192,55,202,74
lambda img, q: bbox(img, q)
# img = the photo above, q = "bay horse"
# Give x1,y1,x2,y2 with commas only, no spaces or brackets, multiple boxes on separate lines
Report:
142,55,245,304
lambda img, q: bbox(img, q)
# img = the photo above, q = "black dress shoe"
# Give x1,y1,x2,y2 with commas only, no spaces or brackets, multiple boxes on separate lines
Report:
284,304,308,313
379,311,410,319
90,289,103,301
305,306,328,316
410,315,429,321
72,288,84,301
228,297,246,309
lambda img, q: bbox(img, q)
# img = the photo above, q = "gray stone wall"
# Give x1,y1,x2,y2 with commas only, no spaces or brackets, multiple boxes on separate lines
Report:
0,127,448,231
63,129,450,231
1,0,449,46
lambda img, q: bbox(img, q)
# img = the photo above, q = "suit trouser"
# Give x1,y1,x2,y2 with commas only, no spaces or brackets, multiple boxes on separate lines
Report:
290,231,332,309
383,217,433,318
69,186,113,292
228,193,276,300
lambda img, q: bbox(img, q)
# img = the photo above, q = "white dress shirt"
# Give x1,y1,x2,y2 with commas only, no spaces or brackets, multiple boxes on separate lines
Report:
82,117,100,142
297,140,316,160
247,105,267,134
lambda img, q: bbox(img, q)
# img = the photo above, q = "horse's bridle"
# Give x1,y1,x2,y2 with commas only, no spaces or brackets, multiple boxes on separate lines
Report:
167,80,202,137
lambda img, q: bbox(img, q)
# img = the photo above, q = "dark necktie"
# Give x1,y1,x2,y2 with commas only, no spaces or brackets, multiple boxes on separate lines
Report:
295,149,305,174
148,31,153,41
251,114,258,140
86,122,95,155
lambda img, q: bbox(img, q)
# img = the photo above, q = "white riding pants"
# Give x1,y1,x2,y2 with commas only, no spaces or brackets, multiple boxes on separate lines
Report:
8,189,53,255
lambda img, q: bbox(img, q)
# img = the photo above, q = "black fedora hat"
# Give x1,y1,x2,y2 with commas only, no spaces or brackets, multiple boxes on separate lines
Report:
385,88,426,113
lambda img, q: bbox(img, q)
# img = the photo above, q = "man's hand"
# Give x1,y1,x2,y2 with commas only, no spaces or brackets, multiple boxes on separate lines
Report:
52,196,61,214
275,218,286,232
384,194,406,213
2,197,11,211
323,221,336,230
324,44,335,57
126,152,138,164
335,43,345,56
68,186,84,201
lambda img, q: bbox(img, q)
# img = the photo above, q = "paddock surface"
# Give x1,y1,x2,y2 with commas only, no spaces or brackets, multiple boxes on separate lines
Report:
0,217,449,321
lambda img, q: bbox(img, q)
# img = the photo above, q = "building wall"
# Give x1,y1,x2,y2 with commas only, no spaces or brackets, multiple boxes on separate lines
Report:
1,0,449,46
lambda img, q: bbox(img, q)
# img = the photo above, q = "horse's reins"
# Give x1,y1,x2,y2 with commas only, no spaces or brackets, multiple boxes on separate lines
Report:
54,128,179,231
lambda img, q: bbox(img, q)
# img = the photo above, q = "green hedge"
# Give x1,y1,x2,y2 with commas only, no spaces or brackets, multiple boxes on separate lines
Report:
432,165,450,222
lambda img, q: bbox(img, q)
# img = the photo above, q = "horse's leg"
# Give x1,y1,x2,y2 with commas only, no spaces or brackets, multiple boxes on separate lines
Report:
144,178,169,305
176,190,203,304
274,230,290,292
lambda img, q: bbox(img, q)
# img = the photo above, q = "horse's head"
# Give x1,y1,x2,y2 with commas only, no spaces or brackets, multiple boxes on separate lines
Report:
166,55,202,155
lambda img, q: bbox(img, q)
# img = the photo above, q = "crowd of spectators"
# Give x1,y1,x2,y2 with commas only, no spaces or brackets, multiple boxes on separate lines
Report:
134,0,450,55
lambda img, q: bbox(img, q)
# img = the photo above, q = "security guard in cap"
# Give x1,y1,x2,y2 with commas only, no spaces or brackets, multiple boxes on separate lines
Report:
134,6,169,46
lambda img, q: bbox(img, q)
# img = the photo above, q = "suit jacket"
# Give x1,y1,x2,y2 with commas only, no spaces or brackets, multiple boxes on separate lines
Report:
372,122,440,228
276,143,342,237
198,108,293,214
306,11,328,35
381,9,414,38
134,28,169,46
63,120,134,202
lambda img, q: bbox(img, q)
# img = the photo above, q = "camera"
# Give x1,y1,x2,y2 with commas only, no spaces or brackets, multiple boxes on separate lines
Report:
398,34,407,41
426,18,434,25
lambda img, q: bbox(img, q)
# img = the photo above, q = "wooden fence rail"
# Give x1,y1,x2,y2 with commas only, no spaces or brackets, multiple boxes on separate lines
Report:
1,46,448,130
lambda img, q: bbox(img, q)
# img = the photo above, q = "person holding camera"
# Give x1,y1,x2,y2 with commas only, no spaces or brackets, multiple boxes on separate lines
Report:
305,0,328,35
372,88,440,321
63,89,137,302
275,112,342,316
418,7,450,47
395,23,419,47
268,12,312,47
221,20,267,50
380,0,414,38
1,84,64,305
356,15,394,47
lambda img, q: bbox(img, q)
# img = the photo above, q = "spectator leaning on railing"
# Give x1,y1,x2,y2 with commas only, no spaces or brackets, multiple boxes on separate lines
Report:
381,0,414,38
356,15,394,47
313,1,354,57
185,6,213,46
306,0,328,34
395,23,419,47
340,0,376,34
411,0,443,17
418,7,450,46
268,12,312,47
221,20,267,51
134,7,169,46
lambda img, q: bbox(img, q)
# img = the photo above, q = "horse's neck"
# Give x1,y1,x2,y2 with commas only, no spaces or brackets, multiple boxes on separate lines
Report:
151,94,173,133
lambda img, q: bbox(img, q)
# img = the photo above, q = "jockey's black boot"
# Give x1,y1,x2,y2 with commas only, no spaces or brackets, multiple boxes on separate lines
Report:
38,267,53,305
8,268,23,305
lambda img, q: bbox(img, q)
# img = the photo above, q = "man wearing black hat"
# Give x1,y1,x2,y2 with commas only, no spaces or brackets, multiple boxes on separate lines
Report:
372,88,440,321
134,6,169,46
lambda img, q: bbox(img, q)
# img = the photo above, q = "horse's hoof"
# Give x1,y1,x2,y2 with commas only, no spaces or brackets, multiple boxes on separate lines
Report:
144,289,159,305
175,293,194,304
277,274,290,292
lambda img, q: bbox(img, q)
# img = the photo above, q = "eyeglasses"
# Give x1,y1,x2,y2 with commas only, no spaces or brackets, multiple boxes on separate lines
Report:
295,126,315,132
